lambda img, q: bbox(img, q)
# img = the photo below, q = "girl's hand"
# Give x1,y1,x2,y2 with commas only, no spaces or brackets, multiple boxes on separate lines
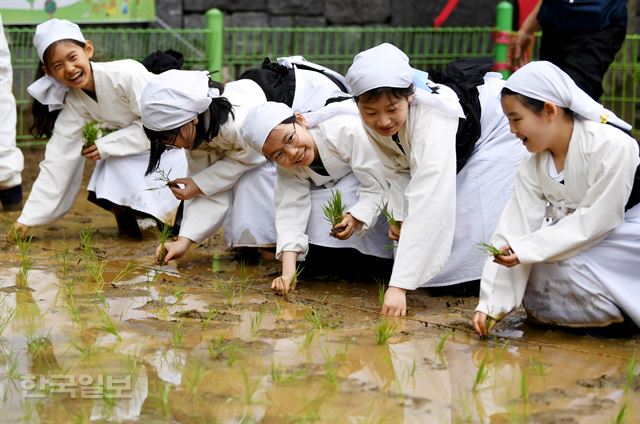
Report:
508,30,534,68
7,222,29,242
271,273,294,295
472,311,496,337
169,177,202,200
81,144,101,161
333,213,360,240
381,286,407,317
388,221,402,241
156,236,192,263
493,245,520,268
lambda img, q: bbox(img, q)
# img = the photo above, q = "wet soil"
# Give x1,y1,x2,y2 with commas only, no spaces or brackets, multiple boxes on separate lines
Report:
0,147,638,423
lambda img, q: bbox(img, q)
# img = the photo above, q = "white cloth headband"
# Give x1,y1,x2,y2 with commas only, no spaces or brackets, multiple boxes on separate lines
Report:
141,69,217,132
27,19,87,111
346,43,464,118
505,61,632,131
242,102,294,154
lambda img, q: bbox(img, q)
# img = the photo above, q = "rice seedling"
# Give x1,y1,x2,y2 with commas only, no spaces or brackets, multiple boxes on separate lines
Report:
96,307,121,340
184,359,205,397
520,368,529,404
109,261,138,286
146,168,174,191
287,264,304,293
322,348,340,387
273,298,282,319
615,403,627,424
4,349,20,380
240,367,262,406
472,354,489,392
305,306,325,330
200,307,218,330
249,309,265,339
476,242,509,257
528,356,548,376
172,288,185,307
270,362,307,384
64,282,83,328
81,120,112,148
12,231,33,284
69,338,99,359
208,336,240,366
322,189,347,237
170,322,184,348
85,260,105,289
375,278,386,309
435,331,452,355
119,353,142,376
376,319,397,345
79,227,96,260
623,352,637,394
56,240,71,275
156,223,172,265
159,383,172,417
0,304,15,336
300,330,315,351
378,201,400,233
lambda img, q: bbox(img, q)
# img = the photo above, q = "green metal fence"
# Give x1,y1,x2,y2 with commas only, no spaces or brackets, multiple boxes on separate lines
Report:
5,24,639,145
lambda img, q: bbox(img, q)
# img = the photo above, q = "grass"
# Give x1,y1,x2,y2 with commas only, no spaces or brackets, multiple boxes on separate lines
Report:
476,242,509,257
378,201,400,233
156,223,173,265
472,353,489,392
376,320,397,345
146,168,173,191
322,189,347,237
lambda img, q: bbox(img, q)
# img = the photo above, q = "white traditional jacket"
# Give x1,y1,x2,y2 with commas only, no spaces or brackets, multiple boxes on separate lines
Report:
180,79,267,244
363,84,460,290
18,60,154,226
275,114,388,259
477,119,639,319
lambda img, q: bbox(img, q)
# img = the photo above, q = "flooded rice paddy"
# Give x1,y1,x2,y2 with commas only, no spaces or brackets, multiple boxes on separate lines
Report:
0,148,638,423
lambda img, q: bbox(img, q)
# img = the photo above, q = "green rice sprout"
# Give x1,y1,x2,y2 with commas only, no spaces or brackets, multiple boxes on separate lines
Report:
376,320,397,345
156,222,171,264
79,227,96,260
322,189,347,237
476,242,509,257
96,307,121,340
435,331,452,355
288,264,304,292
378,201,400,232
305,306,325,330
146,168,174,191
472,354,489,392
82,120,102,148
520,369,529,403
56,240,70,275
615,403,627,424
375,278,386,309
110,262,138,286
624,352,637,394
170,322,184,348
249,309,265,339
0,305,15,337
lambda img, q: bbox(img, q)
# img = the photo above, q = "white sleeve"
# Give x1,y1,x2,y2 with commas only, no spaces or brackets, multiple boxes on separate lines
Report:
0,21,22,188
510,138,639,264
367,136,410,220
18,102,89,226
389,108,459,290
337,127,388,231
274,168,311,260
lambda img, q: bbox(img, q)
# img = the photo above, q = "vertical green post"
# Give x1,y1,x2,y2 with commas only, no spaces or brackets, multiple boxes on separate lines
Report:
206,8,223,74
494,1,513,78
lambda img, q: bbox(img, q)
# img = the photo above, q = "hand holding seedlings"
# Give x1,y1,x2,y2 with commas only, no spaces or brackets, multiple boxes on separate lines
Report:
388,222,402,241
81,120,113,160
477,242,520,268
380,286,407,317
378,201,401,240
146,168,177,191
271,274,294,295
332,213,360,240
155,223,173,265
167,177,202,201
7,222,29,242
322,189,348,238
472,311,497,337
155,236,192,263
81,144,101,161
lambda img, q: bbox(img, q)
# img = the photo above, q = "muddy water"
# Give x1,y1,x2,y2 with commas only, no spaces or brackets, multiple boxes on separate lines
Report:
1,151,638,423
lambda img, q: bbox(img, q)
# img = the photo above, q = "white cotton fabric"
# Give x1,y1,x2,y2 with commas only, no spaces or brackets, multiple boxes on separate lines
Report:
178,79,269,244
241,101,294,154
274,112,390,260
505,61,632,131
27,19,86,111
476,119,640,327
140,69,213,131
17,60,172,226
0,16,23,189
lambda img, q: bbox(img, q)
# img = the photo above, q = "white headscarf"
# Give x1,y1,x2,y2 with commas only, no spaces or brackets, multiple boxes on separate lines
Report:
241,102,294,154
27,19,86,111
505,61,632,131
345,43,464,118
141,69,219,132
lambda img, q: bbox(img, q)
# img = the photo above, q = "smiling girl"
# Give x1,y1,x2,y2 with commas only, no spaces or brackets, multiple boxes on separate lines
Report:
9,19,185,240
473,61,639,336
242,101,390,294
346,43,526,316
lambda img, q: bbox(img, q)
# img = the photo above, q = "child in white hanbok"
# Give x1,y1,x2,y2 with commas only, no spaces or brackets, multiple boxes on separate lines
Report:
242,101,390,294
345,43,526,316
9,19,184,240
473,61,639,336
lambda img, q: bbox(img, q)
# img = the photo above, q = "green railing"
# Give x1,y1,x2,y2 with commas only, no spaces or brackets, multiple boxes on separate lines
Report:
5,22,639,145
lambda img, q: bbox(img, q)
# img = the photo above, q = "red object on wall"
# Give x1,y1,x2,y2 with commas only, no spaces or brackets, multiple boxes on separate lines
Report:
433,0,459,28
516,0,538,28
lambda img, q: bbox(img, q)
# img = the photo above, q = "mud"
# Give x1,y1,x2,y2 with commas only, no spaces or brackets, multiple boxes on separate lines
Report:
0,147,638,423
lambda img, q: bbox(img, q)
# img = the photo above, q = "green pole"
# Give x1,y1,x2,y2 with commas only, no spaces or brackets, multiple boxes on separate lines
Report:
206,8,223,75
493,1,513,78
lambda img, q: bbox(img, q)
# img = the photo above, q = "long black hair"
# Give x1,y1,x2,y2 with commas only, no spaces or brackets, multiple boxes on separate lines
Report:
29,39,87,138
144,79,234,175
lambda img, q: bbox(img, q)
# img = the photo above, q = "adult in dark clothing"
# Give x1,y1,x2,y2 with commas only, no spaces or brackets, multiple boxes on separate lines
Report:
509,0,628,101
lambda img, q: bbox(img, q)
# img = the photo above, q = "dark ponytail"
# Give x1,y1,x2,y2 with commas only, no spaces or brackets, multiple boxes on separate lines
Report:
145,79,234,175
29,39,86,138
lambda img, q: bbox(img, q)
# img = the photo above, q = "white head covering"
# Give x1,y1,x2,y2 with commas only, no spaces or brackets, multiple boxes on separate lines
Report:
505,61,632,131
345,43,464,118
27,19,87,111
241,102,295,153
141,69,219,132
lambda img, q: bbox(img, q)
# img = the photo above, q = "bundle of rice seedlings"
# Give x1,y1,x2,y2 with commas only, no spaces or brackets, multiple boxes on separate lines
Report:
476,242,509,257
146,168,174,191
156,223,173,265
82,120,114,149
378,201,400,233
322,189,347,237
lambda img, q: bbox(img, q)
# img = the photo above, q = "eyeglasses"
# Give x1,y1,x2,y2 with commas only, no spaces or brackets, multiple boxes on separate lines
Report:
269,121,298,164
